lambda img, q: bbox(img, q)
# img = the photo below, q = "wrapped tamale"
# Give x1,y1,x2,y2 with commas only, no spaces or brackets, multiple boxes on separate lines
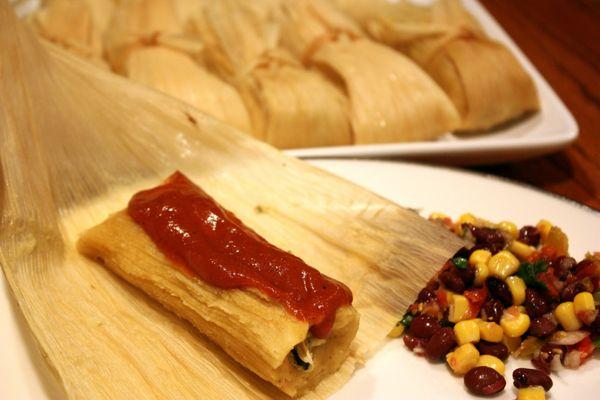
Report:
78,172,360,398
278,0,460,144
30,0,105,66
329,0,540,131
125,46,251,132
191,0,353,149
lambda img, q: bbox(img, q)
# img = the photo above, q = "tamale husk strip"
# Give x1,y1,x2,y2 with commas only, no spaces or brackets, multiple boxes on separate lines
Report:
311,38,460,143
0,2,464,399
124,46,251,132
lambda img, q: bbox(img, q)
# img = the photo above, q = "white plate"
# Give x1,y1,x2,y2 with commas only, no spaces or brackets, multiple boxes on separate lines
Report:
1,160,598,399
285,0,578,164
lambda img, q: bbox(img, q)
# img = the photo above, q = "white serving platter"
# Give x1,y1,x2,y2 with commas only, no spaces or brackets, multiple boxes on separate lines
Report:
285,0,578,164
2,159,599,399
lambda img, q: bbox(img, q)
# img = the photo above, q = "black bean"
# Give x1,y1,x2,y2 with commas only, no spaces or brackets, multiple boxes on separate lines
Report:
456,264,476,287
487,277,512,307
481,299,504,324
551,256,577,280
440,270,465,293
529,316,557,337
417,287,437,303
524,288,550,318
464,366,506,395
561,279,593,302
425,327,456,360
403,334,427,352
409,315,441,339
518,226,541,247
513,368,553,391
467,225,506,254
477,341,509,361
453,246,471,259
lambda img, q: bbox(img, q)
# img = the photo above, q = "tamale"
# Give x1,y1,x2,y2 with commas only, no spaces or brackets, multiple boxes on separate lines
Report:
329,0,540,131
30,0,104,64
312,38,460,143
125,46,251,132
277,0,460,143
0,2,465,399
104,0,183,73
78,172,360,397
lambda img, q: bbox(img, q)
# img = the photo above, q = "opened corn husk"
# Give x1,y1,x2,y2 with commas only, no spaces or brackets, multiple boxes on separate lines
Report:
329,0,540,131
125,46,251,132
1,1,464,399
278,0,460,143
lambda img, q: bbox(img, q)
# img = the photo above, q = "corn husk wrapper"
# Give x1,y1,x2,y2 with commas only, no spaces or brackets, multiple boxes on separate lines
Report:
238,53,352,148
329,0,540,131
312,38,460,143
125,46,251,132
0,2,464,399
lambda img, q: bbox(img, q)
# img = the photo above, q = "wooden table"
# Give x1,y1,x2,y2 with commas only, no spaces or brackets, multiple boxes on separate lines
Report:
475,0,600,210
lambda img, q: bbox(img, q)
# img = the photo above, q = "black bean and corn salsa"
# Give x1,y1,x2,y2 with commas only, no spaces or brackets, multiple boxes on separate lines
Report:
389,213,600,399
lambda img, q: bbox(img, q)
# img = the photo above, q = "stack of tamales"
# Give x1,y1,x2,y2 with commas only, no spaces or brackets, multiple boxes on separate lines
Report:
27,0,538,145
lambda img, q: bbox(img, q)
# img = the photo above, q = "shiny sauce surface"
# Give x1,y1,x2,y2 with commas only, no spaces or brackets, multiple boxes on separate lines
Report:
127,171,352,338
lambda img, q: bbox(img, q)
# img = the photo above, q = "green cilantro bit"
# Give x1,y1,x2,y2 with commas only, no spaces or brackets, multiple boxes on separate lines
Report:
594,337,600,349
400,313,414,328
517,260,548,291
452,256,468,270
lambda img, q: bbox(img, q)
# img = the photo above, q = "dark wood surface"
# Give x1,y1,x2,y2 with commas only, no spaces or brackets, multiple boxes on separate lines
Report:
474,0,600,210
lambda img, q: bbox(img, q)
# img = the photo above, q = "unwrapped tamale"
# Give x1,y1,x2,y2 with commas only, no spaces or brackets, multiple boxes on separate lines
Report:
78,172,360,398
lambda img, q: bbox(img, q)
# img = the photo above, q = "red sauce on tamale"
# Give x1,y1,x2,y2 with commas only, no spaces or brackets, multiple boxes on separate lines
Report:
127,171,352,338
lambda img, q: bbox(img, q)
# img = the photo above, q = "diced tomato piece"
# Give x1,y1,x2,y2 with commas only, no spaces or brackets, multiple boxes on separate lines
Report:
464,287,489,316
528,246,559,263
436,289,449,308
537,269,561,298
575,336,595,362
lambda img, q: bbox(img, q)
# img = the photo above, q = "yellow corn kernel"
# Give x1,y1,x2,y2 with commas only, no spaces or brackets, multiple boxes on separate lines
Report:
574,292,595,316
429,212,449,220
454,319,480,345
509,240,536,260
554,302,582,331
458,213,477,226
506,276,526,306
477,320,504,343
488,250,520,279
476,354,505,375
517,386,546,400
469,249,492,265
446,343,480,375
502,334,521,353
498,221,518,239
448,294,470,323
473,262,489,287
387,323,405,338
500,307,531,337
537,220,553,242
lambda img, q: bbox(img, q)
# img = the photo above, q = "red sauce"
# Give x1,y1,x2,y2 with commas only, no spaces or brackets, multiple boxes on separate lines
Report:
127,171,352,338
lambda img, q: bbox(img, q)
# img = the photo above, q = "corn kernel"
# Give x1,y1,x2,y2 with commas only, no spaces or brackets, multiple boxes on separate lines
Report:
458,213,477,226
387,323,405,338
517,386,546,400
476,354,505,375
506,276,526,306
469,249,492,265
574,292,595,316
554,302,582,331
477,320,503,342
488,250,520,279
448,294,470,323
473,262,489,287
502,334,521,353
509,240,536,260
446,343,479,375
537,220,553,242
454,319,480,345
498,221,518,239
500,307,531,337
